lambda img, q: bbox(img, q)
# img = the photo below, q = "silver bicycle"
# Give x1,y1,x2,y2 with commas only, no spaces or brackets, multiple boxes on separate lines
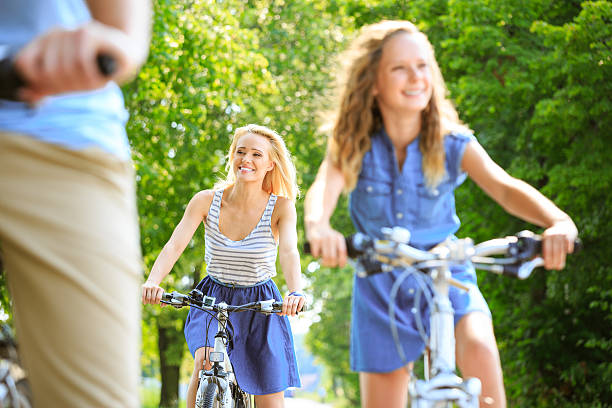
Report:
162,289,286,408
0,324,32,408
340,227,580,408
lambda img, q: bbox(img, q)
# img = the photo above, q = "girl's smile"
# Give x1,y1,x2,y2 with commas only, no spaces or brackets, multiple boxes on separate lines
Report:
373,32,433,115
232,133,274,179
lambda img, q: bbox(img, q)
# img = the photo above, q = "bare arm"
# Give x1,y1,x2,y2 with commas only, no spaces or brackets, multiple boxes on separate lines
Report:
15,0,152,102
462,140,578,269
86,0,152,77
276,198,305,316
142,190,213,305
304,157,348,266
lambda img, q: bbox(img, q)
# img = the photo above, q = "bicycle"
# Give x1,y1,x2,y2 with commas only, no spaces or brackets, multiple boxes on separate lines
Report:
0,54,116,101
162,289,288,408
0,324,32,408
307,227,580,407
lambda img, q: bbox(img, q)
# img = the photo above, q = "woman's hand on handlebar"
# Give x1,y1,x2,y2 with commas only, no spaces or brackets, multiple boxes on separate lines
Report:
541,218,579,270
141,281,165,306
14,22,138,102
305,221,348,267
281,292,306,317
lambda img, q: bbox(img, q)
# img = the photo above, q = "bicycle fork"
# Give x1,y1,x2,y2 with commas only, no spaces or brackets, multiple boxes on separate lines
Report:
408,267,481,408
196,307,234,408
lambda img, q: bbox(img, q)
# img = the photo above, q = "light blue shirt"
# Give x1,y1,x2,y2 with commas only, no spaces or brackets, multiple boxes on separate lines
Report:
349,127,475,249
0,0,131,160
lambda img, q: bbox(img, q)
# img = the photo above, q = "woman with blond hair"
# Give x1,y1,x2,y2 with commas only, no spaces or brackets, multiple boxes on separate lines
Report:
143,124,304,407
305,20,577,408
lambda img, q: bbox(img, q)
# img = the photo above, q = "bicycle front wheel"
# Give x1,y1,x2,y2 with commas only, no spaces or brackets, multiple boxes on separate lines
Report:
202,381,218,408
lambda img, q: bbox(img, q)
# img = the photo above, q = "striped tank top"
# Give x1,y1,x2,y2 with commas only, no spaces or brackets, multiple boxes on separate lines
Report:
204,189,278,286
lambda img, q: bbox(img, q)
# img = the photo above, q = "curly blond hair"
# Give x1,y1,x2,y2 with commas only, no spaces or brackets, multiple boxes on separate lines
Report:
324,20,467,190
215,124,299,201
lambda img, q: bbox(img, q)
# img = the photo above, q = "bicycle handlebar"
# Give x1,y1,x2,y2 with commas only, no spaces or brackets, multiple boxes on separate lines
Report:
304,229,582,280
0,54,116,101
160,290,306,314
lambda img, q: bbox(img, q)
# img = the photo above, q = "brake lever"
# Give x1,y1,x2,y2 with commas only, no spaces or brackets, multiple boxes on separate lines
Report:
160,299,185,309
517,257,544,279
354,255,386,278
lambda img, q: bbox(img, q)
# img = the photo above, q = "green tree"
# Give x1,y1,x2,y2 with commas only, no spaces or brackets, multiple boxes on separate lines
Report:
421,1,612,404
243,1,361,403
125,0,278,406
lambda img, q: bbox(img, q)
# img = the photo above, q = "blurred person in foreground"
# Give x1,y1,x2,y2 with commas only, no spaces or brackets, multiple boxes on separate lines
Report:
0,0,151,406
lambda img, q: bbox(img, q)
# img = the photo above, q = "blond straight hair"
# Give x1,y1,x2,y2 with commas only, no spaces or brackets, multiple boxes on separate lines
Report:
215,124,299,201
324,20,468,190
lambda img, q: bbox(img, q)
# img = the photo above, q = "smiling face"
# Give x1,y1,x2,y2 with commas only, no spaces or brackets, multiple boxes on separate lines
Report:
231,132,275,181
372,32,433,116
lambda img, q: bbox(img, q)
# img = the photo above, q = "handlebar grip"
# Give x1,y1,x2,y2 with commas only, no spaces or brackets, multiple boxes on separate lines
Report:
530,237,583,255
0,58,25,100
96,54,117,76
272,301,309,313
0,54,116,101
303,233,372,259
515,232,583,260
573,238,583,253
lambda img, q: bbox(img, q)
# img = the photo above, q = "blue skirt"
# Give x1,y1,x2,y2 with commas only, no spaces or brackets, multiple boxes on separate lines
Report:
184,276,301,395
350,262,491,372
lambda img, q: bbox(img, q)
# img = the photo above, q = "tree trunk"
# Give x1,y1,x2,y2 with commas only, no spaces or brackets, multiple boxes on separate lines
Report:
158,326,181,408
193,264,202,289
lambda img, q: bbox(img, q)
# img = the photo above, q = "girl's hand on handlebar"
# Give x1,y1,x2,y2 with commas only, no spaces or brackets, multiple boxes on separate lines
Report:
281,292,305,317
306,222,347,267
542,219,578,270
14,22,138,102
142,281,165,306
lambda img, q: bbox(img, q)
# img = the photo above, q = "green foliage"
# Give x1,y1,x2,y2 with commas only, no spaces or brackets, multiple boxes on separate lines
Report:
124,0,612,406
0,0,608,405
128,0,354,403
305,264,359,405
412,0,612,405
297,0,611,405
126,0,283,404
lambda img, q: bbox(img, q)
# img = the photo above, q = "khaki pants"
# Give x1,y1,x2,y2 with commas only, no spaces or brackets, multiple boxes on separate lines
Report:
0,132,142,407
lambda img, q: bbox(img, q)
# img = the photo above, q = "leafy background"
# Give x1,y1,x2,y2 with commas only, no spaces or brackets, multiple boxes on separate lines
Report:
1,0,610,407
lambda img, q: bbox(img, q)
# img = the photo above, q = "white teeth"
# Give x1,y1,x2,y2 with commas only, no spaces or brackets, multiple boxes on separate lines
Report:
403,90,422,96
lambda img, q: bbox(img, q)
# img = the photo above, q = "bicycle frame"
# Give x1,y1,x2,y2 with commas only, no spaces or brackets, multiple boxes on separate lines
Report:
195,303,236,408
408,265,480,408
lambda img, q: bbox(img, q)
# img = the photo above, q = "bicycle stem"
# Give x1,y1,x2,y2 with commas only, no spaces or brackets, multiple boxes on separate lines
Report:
429,267,456,375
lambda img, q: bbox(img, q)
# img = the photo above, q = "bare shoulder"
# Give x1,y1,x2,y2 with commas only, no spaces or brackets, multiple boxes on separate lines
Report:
273,196,297,222
189,189,216,218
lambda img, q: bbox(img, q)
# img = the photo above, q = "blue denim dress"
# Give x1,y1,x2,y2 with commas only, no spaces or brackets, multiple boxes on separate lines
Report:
349,127,491,372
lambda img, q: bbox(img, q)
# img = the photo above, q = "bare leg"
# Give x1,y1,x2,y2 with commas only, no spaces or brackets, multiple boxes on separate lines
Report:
186,347,213,408
359,365,412,408
455,312,506,408
254,391,285,408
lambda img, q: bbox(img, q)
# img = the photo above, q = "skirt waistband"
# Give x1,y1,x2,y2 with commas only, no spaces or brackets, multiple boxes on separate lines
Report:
208,275,271,289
